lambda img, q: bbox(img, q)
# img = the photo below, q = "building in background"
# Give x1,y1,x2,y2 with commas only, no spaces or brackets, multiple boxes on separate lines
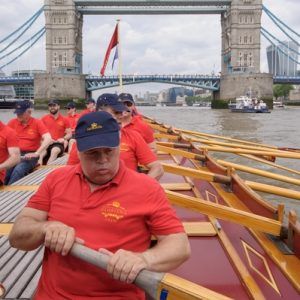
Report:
266,41,298,76
11,70,46,99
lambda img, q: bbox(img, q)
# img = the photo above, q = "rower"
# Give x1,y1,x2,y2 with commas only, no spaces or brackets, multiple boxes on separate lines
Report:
5,100,51,184
119,93,156,153
0,120,20,185
40,100,72,165
68,94,163,180
80,98,96,117
9,111,190,300
65,101,80,153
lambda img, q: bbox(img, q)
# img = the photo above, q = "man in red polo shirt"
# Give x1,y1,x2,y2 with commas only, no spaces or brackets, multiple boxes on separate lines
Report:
0,121,20,185
68,94,163,180
80,98,96,117
119,93,156,152
65,101,80,153
40,100,72,164
9,111,190,300
6,100,52,185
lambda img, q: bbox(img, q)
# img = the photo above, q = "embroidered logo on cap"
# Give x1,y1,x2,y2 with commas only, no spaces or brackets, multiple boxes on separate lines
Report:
86,122,102,131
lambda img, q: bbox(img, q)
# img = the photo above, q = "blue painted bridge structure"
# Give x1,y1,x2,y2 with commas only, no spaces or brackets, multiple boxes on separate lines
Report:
0,74,299,94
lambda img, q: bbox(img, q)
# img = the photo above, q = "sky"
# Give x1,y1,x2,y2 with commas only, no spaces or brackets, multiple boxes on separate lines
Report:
0,0,299,95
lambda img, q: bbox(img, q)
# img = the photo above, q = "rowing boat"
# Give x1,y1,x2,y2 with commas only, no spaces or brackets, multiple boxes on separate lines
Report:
0,117,299,299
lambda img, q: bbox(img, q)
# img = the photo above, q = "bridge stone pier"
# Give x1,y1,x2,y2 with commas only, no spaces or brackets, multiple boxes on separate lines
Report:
35,0,85,100
219,0,273,100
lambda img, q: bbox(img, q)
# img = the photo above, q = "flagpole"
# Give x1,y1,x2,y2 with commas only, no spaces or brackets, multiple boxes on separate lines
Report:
117,19,123,92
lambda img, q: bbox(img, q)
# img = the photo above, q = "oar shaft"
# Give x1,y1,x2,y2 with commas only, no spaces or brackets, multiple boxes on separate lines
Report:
162,163,231,184
200,145,300,159
165,190,282,236
70,243,164,300
157,145,205,161
245,181,300,200
218,160,300,186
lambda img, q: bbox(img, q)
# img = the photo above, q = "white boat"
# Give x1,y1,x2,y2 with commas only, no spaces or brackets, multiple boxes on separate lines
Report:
230,96,270,113
273,101,285,108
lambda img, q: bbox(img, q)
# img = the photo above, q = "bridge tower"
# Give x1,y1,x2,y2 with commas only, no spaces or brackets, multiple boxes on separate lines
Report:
219,0,273,100
35,0,86,101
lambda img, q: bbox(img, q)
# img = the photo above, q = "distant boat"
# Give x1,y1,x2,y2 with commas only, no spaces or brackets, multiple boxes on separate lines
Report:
0,98,18,109
230,96,270,113
273,101,285,109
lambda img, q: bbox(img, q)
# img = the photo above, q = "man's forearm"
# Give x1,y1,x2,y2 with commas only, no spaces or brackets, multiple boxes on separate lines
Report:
147,162,164,180
0,154,20,171
9,216,46,251
142,233,190,272
35,135,52,155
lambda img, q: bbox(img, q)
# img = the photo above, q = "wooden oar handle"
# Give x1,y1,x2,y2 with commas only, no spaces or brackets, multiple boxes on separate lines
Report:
70,243,165,300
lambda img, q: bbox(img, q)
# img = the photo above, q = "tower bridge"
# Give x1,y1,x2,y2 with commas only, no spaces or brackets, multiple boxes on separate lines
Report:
0,1,299,101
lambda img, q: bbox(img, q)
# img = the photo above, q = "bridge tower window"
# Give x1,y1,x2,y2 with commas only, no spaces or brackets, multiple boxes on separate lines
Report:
58,37,63,44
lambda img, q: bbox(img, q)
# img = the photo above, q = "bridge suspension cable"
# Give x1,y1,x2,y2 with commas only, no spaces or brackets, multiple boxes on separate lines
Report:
262,5,300,39
0,7,44,45
262,5,299,47
0,8,44,55
0,27,46,61
261,30,299,66
261,27,300,56
0,28,46,70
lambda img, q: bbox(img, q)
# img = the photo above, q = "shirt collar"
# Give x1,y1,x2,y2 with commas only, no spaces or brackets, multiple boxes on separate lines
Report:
75,159,126,187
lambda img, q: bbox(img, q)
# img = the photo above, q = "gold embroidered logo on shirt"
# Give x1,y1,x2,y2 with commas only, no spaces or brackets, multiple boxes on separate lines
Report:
101,201,127,222
87,122,102,131
120,142,129,152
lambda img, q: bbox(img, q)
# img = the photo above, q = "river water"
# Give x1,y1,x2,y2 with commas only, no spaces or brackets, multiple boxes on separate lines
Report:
1,106,300,218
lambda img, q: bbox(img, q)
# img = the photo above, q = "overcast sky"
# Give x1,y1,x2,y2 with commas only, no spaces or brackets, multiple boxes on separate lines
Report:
0,0,299,94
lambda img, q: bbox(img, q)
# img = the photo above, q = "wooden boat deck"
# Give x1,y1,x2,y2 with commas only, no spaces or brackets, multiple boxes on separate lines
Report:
1,126,300,299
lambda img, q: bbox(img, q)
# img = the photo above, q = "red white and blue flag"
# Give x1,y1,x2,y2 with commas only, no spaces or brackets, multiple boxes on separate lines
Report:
100,23,119,76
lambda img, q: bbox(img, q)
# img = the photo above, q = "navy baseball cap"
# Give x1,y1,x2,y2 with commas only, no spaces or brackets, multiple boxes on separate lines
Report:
48,99,60,106
97,93,128,113
86,98,96,104
14,100,33,114
119,93,135,104
75,111,120,152
65,102,76,109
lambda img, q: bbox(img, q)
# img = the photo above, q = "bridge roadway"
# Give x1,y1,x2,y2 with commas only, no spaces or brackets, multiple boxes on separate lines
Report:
74,0,230,14
0,75,299,92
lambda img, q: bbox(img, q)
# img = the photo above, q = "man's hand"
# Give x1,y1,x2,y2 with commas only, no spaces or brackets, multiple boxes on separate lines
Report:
99,248,148,283
43,221,79,256
23,152,40,160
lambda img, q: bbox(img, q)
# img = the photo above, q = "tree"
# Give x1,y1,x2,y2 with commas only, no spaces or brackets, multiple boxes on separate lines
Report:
273,84,294,100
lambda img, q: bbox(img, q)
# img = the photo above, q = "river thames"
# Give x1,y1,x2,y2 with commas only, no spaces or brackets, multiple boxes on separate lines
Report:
1,106,300,218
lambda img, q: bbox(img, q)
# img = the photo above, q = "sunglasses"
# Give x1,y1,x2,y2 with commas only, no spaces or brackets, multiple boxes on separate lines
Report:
67,107,74,110
124,101,133,107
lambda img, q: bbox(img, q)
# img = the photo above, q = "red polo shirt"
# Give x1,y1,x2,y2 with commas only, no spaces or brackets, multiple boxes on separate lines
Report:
0,121,19,183
120,127,157,170
124,116,154,144
41,114,70,140
27,162,184,300
66,113,80,133
67,129,157,170
7,117,48,152
80,108,95,117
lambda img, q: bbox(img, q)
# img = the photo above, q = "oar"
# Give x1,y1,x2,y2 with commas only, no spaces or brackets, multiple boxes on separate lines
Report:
0,225,231,300
70,243,232,300
165,190,283,236
237,153,300,176
217,160,300,186
162,163,231,185
245,181,300,200
199,145,300,159
157,145,205,161
173,127,278,149
162,162,300,200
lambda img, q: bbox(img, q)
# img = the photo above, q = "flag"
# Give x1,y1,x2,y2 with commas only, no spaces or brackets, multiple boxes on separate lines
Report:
112,46,118,70
100,24,118,76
